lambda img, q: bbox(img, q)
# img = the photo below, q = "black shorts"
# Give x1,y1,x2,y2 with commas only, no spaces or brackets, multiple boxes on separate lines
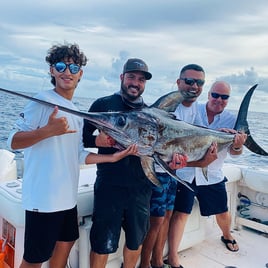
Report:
23,206,79,263
90,182,152,254
174,178,228,216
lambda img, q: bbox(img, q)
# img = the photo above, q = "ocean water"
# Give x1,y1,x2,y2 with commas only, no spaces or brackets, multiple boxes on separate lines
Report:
1,92,268,169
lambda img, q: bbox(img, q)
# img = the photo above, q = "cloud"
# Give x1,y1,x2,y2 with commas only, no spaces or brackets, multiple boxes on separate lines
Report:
0,0,268,112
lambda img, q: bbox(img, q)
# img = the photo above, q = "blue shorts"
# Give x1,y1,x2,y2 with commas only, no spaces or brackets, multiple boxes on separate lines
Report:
23,206,79,263
150,173,177,217
90,182,152,254
174,178,228,216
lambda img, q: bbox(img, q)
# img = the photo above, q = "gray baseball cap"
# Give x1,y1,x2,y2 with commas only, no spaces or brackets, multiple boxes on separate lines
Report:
123,58,152,80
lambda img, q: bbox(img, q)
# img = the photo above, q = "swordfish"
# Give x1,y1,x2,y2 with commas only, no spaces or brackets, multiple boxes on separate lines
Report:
0,84,267,187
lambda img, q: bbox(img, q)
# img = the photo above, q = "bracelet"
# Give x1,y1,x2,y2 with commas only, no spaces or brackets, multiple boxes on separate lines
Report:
232,146,242,152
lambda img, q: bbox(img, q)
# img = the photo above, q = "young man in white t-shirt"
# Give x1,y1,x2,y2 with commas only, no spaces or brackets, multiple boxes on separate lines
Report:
7,43,136,268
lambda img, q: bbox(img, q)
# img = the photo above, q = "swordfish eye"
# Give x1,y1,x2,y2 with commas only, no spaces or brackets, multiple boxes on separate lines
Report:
116,115,126,127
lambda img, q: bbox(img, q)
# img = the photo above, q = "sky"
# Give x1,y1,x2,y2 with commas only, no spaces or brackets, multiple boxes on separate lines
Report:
0,0,268,112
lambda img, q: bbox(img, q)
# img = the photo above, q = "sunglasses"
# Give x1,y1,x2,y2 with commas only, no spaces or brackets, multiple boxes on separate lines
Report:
180,78,205,87
211,92,230,100
53,62,81,74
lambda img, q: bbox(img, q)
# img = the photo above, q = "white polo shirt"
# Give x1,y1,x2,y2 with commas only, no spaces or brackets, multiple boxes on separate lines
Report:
194,103,236,185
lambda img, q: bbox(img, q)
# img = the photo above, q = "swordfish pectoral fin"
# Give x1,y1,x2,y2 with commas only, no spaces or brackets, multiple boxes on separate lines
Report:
153,154,194,192
140,156,162,187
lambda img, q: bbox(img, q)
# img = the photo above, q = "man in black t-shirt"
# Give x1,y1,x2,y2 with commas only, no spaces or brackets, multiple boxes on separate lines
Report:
83,58,153,268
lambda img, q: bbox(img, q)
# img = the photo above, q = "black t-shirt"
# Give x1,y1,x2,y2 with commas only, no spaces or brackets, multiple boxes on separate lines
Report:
83,93,151,187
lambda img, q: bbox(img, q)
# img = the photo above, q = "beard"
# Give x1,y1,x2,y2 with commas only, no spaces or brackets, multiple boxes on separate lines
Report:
120,82,143,101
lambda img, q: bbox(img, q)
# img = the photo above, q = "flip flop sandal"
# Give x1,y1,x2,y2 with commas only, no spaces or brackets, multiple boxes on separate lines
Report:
163,259,184,268
221,236,239,252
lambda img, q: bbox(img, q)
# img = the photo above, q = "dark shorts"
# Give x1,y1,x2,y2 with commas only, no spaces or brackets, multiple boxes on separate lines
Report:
23,206,79,263
90,182,152,254
173,178,228,216
150,173,177,217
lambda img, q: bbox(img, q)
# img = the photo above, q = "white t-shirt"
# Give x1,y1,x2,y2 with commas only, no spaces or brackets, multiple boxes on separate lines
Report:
174,102,200,181
8,90,89,212
194,103,236,185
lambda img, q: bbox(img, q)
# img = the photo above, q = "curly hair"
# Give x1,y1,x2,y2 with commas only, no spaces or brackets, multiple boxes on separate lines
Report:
46,42,88,85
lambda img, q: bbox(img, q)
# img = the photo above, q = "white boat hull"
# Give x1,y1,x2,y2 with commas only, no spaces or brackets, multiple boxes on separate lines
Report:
0,150,267,268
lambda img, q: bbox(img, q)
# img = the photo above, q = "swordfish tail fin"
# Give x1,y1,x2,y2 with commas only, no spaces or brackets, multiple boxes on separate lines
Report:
244,134,268,156
234,84,257,133
234,84,268,156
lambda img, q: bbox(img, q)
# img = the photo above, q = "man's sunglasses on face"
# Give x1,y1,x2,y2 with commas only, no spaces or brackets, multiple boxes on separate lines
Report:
180,78,205,87
53,62,81,74
211,92,230,100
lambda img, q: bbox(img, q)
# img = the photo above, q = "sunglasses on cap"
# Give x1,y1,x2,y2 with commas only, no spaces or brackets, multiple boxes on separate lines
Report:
180,78,205,87
211,92,230,100
53,62,81,74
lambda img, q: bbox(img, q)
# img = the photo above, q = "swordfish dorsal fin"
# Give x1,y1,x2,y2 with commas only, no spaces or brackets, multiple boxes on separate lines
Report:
149,91,183,112
234,84,268,156
150,90,199,112
150,90,183,112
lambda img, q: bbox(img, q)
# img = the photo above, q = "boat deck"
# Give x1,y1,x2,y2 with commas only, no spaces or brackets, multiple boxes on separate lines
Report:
1,158,268,268
175,216,268,268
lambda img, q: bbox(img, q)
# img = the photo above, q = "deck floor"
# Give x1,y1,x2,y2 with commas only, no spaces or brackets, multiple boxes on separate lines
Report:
176,217,268,268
